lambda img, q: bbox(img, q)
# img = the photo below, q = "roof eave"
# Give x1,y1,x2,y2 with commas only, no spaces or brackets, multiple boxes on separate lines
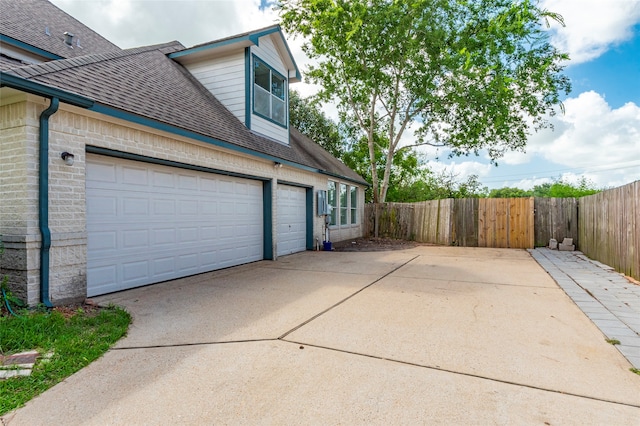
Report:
273,31,302,82
0,34,63,61
169,25,301,81
169,25,281,62
89,103,362,184
0,71,94,108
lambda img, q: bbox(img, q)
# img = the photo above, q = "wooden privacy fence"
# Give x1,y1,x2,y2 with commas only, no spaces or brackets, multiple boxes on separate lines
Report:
364,197,535,249
579,181,639,280
363,200,452,245
478,197,534,249
534,197,578,247
363,180,639,280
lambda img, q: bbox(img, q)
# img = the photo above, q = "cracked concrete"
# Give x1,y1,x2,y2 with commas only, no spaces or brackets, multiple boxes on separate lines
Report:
3,247,639,424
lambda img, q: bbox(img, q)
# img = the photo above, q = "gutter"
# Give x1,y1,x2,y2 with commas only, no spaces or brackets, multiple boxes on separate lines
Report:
39,97,59,307
1,72,93,306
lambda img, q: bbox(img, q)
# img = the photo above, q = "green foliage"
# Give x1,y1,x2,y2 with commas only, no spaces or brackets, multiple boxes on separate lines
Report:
543,177,601,197
488,177,601,198
488,187,532,198
277,0,571,202
342,133,423,202
289,89,346,159
0,306,130,415
387,170,488,202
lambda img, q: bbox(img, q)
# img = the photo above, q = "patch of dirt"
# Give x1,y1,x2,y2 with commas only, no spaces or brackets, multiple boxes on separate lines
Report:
1,300,103,319
332,237,426,252
51,301,102,319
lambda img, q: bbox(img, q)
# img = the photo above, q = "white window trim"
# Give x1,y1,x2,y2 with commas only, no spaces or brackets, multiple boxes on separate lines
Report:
253,55,287,128
328,180,359,228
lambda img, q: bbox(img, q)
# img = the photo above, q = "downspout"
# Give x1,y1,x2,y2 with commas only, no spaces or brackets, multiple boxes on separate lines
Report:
39,97,59,308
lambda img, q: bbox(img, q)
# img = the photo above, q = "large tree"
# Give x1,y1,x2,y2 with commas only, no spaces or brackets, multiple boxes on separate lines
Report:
289,89,345,159
277,0,570,203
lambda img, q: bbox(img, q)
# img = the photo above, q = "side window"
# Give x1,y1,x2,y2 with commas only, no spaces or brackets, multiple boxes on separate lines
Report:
350,186,357,224
340,184,348,226
253,57,286,126
328,181,337,226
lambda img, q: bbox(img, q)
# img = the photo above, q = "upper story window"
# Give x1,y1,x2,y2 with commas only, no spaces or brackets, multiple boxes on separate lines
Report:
253,57,286,127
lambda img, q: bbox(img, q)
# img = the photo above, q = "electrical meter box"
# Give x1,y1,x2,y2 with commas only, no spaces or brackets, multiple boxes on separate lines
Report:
317,190,328,215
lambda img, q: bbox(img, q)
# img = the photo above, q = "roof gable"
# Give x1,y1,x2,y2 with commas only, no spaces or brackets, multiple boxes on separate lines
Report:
170,25,301,82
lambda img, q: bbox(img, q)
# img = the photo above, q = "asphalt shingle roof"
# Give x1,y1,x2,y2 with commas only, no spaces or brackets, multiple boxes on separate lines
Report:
4,42,365,184
0,53,24,70
1,0,365,185
0,0,120,59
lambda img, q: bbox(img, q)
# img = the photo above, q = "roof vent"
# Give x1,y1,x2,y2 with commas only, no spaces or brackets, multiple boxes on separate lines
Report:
63,31,74,48
45,26,50,36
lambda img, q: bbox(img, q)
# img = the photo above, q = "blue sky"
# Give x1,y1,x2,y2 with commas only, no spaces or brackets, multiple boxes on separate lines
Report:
568,27,640,109
50,0,640,190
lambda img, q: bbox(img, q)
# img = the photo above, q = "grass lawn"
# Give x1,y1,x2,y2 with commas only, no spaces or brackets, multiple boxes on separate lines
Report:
0,304,130,416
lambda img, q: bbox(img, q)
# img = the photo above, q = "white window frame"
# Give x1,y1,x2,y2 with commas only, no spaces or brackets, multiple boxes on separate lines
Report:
350,186,358,225
328,181,337,226
339,183,348,226
253,56,287,127
328,180,359,227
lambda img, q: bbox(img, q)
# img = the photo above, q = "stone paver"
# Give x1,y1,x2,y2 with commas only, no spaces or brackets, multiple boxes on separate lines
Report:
529,248,640,369
0,351,53,380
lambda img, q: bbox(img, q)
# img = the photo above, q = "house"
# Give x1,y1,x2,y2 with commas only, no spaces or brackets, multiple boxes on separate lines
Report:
0,0,367,306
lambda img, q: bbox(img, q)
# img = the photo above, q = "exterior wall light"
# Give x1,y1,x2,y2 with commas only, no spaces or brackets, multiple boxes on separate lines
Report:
61,151,75,166
274,162,283,169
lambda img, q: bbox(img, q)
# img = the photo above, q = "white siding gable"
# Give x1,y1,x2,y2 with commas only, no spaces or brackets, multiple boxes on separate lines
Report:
175,29,297,146
253,35,287,77
184,51,246,124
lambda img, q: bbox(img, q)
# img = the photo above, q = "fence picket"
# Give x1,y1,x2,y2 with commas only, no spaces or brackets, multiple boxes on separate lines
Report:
363,181,638,280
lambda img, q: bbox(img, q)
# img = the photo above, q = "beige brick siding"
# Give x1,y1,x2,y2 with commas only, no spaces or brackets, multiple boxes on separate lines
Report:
1,98,43,304
1,98,364,305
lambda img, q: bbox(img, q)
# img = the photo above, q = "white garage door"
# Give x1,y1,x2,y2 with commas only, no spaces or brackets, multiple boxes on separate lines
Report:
277,185,307,256
86,155,263,296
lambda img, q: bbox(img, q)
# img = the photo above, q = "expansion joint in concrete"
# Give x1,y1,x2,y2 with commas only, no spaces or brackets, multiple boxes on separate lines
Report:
277,255,420,340
280,339,640,410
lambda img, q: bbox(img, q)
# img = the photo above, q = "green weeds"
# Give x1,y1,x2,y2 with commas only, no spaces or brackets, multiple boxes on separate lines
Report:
0,305,130,415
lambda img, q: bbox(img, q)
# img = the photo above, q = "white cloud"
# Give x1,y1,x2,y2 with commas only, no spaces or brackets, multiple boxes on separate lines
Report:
499,150,532,166
512,176,553,191
541,0,640,64
51,0,279,48
424,160,493,181
527,91,640,187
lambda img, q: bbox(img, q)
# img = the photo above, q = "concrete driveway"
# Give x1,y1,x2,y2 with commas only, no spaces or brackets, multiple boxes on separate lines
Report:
4,246,640,424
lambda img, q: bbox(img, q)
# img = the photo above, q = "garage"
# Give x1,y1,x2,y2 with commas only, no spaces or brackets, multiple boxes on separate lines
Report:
86,154,264,296
276,184,308,256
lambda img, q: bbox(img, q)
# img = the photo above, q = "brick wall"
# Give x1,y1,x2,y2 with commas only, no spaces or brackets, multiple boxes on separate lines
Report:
1,98,42,304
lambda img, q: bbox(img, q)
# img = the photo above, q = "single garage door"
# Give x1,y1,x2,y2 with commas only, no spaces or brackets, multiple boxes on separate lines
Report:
277,185,307,256
86,154,263,296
